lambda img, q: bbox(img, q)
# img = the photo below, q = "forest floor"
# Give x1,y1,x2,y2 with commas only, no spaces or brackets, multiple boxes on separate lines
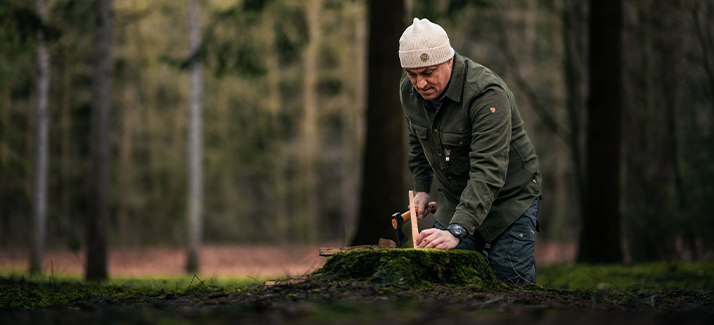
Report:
1,244,712,324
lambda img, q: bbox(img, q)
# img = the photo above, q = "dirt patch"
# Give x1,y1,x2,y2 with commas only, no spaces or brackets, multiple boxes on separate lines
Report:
0,244,329,278
1,275,712,324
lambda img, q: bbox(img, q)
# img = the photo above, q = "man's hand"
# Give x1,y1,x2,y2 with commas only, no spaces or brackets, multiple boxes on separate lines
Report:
412,192,430,220
416,228,460,250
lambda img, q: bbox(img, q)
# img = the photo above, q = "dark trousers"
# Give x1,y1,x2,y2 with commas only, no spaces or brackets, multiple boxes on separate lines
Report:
435,198,539,284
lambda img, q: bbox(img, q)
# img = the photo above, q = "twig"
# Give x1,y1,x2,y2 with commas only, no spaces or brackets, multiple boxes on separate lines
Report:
650,294,657,310
508,255,534,285
187,275,196,290
187,274,209,290
195,275,209,289
247,275,261,287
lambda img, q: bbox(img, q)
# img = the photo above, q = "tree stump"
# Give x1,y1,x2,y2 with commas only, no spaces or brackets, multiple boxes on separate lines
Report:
313,249,500,286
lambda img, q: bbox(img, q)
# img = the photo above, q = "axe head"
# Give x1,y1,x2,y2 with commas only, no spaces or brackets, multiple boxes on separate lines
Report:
391,212,408,247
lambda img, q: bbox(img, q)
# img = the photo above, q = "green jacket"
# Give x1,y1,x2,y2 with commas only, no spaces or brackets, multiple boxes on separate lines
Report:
400,53,541,243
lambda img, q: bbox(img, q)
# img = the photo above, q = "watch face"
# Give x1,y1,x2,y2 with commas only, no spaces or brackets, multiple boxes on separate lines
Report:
449,224,464,238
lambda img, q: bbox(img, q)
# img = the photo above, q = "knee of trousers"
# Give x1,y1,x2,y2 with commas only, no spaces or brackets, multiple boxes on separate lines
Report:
487,215,537,284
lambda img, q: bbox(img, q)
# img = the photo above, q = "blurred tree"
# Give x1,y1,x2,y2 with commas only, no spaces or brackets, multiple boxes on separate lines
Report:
351,0,406,245
577,0,623,263
186,0,203,274
29,0,50,275
86,0,112,281
299,0,322,242
561,0,588,242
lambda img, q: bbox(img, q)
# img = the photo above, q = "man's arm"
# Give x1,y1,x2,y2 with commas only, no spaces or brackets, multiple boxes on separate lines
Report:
449,86,512,238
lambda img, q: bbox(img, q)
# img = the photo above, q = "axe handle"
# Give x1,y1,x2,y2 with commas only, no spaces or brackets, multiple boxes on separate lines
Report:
391,201,437,230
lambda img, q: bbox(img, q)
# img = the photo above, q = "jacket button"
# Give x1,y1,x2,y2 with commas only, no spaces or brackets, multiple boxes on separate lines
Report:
519,233,524,238
448,176,451,179
459,141,463,145
433,129,438,132
439,153,442,157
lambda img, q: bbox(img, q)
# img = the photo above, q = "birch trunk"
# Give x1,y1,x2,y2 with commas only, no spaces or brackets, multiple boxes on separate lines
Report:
186,0,203,273
30,0,50,274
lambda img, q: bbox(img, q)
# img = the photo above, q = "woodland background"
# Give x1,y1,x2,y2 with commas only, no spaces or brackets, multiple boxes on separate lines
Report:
1,0,713,278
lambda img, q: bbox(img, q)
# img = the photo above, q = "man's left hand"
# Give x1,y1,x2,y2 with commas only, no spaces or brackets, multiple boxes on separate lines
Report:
416,228,460,250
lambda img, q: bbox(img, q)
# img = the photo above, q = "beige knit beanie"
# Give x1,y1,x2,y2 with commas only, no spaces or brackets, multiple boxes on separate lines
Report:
399,18,455,68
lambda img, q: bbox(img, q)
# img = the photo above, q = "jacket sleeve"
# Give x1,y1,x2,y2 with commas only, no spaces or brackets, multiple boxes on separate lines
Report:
407,124,433,193
449,86,512,238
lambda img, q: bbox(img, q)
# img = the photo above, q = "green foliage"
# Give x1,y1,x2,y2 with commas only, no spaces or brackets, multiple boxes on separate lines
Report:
537,262,714,292
313,249,500,286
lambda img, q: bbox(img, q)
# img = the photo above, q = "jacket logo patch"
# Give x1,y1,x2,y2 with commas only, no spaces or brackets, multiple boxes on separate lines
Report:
420,53,429,62
490,107,496,113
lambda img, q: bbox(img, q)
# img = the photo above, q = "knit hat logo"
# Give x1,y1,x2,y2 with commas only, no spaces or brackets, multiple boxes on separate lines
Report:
399,18,455,68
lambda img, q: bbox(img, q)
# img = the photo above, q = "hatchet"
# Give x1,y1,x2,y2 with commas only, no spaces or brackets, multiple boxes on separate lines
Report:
391,201,437,247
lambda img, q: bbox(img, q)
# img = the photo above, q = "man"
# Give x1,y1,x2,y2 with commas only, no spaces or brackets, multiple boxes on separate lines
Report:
399,18,541,284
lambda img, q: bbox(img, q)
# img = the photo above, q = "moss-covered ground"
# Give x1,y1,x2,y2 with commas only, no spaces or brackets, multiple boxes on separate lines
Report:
1,253,713,324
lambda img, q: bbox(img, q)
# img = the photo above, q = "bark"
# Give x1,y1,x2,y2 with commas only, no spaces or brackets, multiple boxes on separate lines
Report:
60,51,72,248
186,0,203,274
30,0,50,275
87,0,113,281
0,84,9,167
577,0,623,263
351,0,406,245
118,85,134,243
560,0,587,240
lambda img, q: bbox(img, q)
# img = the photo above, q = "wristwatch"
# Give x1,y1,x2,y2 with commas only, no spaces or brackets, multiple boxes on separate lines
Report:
447,223,468,239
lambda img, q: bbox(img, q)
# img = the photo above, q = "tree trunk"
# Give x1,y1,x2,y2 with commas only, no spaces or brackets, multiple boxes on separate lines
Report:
351,0,406,245
263,5,289,243
186,0,203,274
87,0,113,281
300,0,322,242
340,1,367,243
30,0,50,275
577,0,623,263
560,0,587,241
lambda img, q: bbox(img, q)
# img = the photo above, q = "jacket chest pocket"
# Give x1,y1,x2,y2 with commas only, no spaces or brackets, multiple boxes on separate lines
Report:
410,123,428,140
441,130,471,175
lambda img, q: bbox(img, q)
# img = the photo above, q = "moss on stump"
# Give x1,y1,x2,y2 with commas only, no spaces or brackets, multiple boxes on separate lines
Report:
313,249,500,286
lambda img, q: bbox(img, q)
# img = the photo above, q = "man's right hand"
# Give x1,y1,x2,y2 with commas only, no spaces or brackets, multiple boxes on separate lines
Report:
412,192,430,220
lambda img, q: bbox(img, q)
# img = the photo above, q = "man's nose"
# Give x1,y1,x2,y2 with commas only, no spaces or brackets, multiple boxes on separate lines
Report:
417,77,427,89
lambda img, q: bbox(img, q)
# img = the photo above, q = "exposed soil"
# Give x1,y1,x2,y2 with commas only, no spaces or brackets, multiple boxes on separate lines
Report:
2,246,713,324
1,274,712,324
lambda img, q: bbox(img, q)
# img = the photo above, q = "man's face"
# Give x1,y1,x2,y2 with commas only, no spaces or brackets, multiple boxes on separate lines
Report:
405,58,453,101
